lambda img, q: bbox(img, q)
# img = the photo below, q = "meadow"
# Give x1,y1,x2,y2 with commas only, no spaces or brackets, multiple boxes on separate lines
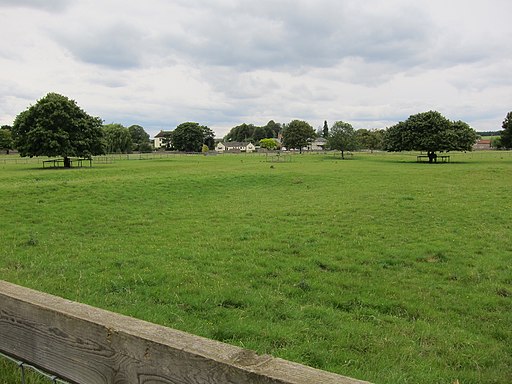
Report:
1,151,511,384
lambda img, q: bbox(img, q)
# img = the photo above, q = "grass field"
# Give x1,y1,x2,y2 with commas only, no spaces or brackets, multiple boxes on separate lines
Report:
1,151,511,384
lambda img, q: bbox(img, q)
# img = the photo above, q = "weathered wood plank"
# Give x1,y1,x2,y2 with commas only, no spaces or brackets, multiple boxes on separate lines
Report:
0,280,371,384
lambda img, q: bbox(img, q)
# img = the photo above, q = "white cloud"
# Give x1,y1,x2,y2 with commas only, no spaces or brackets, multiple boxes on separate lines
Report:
1,0,511,136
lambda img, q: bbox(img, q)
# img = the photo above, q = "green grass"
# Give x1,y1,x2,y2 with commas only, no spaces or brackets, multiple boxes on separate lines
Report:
1,151,511,384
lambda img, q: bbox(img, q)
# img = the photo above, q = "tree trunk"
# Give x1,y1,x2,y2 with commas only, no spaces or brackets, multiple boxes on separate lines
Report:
341,150,345,159
63,156,71,168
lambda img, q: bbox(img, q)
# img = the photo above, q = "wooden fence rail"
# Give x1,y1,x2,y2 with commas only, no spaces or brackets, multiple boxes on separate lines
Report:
0,281,370,384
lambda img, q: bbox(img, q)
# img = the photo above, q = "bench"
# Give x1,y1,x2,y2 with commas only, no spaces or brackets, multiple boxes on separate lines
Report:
42,158,92,168
417,155,450,163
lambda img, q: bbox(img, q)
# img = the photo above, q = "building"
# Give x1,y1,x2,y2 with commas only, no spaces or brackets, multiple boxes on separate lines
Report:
154,130,172,149
473,139,492,150
216,142,255,153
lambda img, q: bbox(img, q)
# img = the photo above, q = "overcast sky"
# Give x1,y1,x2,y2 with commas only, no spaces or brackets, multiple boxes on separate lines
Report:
1,0,511,138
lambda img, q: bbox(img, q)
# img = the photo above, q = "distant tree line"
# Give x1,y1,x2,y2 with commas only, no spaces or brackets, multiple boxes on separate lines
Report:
5,92,512,164
223,120,282,143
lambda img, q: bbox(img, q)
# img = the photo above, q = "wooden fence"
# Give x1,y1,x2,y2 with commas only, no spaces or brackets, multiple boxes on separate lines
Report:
0,280,370,384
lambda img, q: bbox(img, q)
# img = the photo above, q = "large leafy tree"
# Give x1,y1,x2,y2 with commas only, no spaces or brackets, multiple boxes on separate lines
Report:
327,121,359,159
383,111,478,156
500,111,512,149
202,126,215,150
128,124,152,152
172,122,205,152
12,93,104,167
224,123,257,142
224,121,280,143
357,128,384,153
282,119,316,153
0,125,13,153
263,120,281,138
103,123,133,153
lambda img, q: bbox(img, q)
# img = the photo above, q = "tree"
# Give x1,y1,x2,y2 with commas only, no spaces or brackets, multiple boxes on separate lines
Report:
225,123,256,142
263,120,281,138
103,123,133,153
0,126,13,154
500,112,512,149
12,93,104,167
327,121,359,159
224,121,280,143
202,126,215,149
282,120,316,153
172,122,204,152
260,138,278,150
161,132,173,150
322,120,329,138
357,128,384,152
383,111,478,157
128,124,152,152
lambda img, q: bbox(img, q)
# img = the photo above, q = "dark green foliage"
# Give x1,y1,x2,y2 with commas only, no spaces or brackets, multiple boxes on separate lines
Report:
103,123,133,153
383,110,478,153
500,111,512,149
282,120,316,153
322,120,329,138
12,93,104,162
327,121,359,158
172,122,205,152
356,128,384,152
128,125,152,152
203,126,215,150
224,120,281,143
0,126,13,152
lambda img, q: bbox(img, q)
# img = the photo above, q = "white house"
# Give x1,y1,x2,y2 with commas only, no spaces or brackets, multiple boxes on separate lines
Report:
153,130,172,149
216,142,255,153
310,137,327,151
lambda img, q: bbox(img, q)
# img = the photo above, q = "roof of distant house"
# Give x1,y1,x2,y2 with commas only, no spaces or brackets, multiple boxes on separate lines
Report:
222,141,253,147
154,130,172,138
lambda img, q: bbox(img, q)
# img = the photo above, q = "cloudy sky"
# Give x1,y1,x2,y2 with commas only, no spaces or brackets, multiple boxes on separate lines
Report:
1,0,511,138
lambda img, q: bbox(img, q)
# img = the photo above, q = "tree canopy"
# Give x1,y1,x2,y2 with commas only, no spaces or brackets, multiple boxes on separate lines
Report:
103,123,133,153
500,111,512,149
259,138,278,150
12,93,104,166
0,126,13,153
282,120,316,153
203,126,215,150
128,124,152,152
224,120,281,142
357,128,384,152
172,122,206,152
327,121,359,159
383,110,478,153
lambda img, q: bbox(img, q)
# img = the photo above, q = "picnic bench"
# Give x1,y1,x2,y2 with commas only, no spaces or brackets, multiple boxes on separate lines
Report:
416,155,450,163
43,158,92,168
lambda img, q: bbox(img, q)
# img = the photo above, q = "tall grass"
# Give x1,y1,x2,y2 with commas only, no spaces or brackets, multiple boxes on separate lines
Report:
1,151,511,383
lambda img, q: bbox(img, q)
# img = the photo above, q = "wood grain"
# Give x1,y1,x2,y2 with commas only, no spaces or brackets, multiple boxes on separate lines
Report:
0,280,370,384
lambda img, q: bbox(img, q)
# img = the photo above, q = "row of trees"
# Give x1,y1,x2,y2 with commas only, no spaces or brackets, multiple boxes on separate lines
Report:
277,111,480,159
4,93,512,167
7,93,155,167
103,123,152,153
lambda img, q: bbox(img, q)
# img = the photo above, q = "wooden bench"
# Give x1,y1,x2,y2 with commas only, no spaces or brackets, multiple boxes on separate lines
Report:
42,158,92,168
416,155,450,163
